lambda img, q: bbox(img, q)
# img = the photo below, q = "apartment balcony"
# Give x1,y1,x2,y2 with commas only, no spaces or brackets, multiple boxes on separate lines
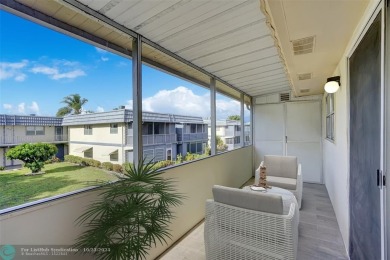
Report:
160,183,348,260
126,134,177,146
177,132,208,142
0,135,68,147
0,148,349,260
0,0,386,259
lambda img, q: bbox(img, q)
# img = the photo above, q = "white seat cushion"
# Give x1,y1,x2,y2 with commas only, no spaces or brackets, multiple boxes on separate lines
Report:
267,176,297,190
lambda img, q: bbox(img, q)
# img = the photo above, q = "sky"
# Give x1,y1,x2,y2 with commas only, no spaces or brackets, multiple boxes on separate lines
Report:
0,10,245,120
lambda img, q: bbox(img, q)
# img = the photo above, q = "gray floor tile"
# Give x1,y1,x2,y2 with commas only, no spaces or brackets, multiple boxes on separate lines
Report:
159,181,348,260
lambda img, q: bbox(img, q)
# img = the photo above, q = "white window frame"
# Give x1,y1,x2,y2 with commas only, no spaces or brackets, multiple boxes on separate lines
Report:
110,123,118,134
84,125,93,135
26,126,45,136
326,93,335,141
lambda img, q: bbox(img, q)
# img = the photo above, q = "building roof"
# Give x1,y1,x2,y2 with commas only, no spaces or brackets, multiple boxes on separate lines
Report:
62,109,204,126
203,119,241,126
0,114,63,126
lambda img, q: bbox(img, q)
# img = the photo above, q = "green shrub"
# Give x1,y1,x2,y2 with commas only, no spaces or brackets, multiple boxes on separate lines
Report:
102,162,114,171
122,162,133,173
6,143,58,173
80,158,91,166
64,155,83,164
112,164,123,173
90,159,101,168
153,160,175,170
182,152,208,162
45,156,61,164
80,158,101,167
0,166,5,171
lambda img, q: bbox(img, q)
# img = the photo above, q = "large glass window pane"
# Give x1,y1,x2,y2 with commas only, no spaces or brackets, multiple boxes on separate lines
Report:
244,96,252,146
216,91,240,153
0,11,131,210
140,42,211,167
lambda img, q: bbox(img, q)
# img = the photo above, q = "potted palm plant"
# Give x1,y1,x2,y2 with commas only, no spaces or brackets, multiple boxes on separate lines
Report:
74,159,184,260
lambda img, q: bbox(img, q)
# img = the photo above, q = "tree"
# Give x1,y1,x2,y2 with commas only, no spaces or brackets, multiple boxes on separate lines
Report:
227,115,240,121
75,159,184,260
6,143,58,173
216,135,228,152
56,94,88,117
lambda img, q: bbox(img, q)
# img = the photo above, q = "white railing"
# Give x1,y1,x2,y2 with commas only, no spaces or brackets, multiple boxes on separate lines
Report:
127,134,177,146
180,132,208,142
1,135,68,145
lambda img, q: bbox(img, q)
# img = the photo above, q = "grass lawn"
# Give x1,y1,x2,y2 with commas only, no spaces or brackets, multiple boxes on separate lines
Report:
0,162,118,210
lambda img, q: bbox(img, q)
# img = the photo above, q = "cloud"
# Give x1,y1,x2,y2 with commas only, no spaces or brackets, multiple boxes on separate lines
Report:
31,65,85,80
126,86,240,119
96,106,105,113
95,47,108,54
95,47,110,62
3,104,12,110
28,101,40,114
2,101,40,115
117,61,129,67
17,103,25,114
0,60,28,81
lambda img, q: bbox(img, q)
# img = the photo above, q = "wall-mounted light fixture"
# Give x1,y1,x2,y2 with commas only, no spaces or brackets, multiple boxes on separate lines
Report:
324,76,340,93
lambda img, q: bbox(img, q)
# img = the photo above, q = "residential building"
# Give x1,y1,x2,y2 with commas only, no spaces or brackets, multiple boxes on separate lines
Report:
204,119,250,151
0,114,68,168
62,109,208,164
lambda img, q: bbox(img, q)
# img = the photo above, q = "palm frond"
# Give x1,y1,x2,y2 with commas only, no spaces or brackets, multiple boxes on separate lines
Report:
74,158,184,260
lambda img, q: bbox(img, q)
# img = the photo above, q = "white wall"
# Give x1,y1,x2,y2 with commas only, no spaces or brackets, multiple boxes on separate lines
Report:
0,147,252,259
69,124,126,163
322,61,350,249
321,0,381,254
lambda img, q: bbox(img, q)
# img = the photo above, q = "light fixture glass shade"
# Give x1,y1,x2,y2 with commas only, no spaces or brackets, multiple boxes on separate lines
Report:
324,81,339,93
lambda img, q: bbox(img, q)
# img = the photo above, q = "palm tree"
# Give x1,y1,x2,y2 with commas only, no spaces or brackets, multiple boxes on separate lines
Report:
227,115,240,121
56,94,88,117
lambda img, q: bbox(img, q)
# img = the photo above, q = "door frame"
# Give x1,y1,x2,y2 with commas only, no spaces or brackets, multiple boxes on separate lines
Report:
347,1,386,258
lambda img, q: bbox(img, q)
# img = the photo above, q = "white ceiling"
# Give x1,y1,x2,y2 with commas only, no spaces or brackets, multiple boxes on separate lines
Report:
265,0,369,96
76,0,292,97
10,0,370,98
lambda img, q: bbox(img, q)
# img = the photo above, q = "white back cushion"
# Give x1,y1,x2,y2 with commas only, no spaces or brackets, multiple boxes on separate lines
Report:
212,185,284,215
264,155,298,179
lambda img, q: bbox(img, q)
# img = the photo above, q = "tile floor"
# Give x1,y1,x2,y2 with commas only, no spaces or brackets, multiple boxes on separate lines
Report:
158,182,347,260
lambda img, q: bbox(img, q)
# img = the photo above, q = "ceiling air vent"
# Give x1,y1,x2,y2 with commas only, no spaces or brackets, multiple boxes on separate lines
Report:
300,89,310,93
298,73,312,80
292,36,315,55
280,92,290,102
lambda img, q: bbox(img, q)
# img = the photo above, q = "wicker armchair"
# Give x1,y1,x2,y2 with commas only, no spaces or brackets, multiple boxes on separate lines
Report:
205,185,299,260
255,155,302,209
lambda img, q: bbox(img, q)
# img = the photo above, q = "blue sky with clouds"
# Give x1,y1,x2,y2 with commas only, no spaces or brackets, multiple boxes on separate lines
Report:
0,10,241,119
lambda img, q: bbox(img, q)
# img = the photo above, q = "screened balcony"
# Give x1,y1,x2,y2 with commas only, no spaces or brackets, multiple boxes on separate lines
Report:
0,0,389,260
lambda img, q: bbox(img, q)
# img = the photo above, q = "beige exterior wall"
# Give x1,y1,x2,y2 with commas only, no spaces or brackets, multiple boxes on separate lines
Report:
70,143,125,164
7,125,57,144
68,123,127,164
0,147,252,259
68,123,125,144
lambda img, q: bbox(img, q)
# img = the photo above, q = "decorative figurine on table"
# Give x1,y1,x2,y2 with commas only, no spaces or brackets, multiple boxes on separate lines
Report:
258,165,271,189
